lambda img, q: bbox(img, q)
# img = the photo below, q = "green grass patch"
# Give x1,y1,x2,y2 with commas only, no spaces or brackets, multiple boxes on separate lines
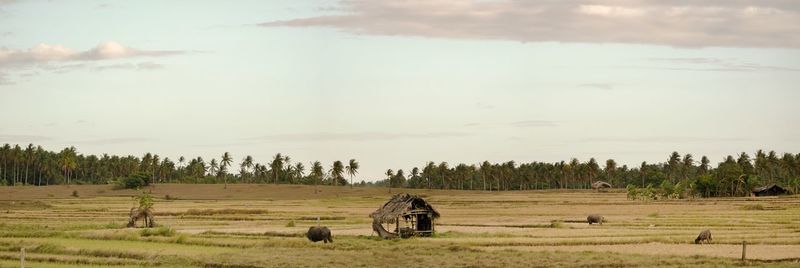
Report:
139,227,176,237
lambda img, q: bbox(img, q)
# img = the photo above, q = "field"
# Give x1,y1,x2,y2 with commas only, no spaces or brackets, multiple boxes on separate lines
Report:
1,184,799,267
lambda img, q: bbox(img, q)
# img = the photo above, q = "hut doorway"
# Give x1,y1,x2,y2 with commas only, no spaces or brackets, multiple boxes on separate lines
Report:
416,213,432,235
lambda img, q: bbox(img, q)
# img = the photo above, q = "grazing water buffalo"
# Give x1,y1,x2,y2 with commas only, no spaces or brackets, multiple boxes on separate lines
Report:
695,229,712,244
307,226,333,243
587,214,604,225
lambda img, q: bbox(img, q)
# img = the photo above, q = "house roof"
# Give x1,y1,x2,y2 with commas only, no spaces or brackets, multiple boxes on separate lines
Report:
592,181,612,188
369,193,440,223
752,184,788,193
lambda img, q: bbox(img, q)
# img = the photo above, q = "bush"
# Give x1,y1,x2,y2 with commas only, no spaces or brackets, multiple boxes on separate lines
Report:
116,172,150,189
71,190,79,198
286,220,295,227
139,226,175,237
626,184,638,200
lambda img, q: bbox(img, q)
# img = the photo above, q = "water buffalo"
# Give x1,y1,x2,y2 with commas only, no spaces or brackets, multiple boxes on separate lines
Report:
587,214,604,225
307,226,333,243
695,229,712,244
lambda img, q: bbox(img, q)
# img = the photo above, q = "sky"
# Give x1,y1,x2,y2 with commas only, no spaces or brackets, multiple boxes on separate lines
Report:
1,0,799,181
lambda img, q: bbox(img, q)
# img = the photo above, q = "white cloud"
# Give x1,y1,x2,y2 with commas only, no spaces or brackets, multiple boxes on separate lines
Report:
578,5,645,17
261,0,800,48
0,41,182,65
0,41,182,85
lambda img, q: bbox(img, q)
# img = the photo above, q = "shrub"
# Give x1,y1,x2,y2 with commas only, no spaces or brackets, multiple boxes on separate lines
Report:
115,172,150,189
286,220,295,227
71,190,79,198
626,184,638,200
140,226,175,237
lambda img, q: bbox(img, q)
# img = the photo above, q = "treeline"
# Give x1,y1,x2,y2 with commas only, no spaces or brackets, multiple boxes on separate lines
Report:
1,143,798,197
377,151,800,197
0,144,358,187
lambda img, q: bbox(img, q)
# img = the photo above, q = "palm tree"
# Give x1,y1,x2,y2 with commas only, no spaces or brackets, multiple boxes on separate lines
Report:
151,154,160,185
385,169,394,193
346,159,359,188
438,162,449,189
24,144,33,185
699,156,710,174
310,161,323,193
271,153,284,184
178,156,186,181
220,152,232,188
640,161,647,187
604,159,617,185
330,160,344,186
424,161,436,189
587,158,599,187
208,159,219,177
241,155,254,183
294,162,305,182
667,151,681,183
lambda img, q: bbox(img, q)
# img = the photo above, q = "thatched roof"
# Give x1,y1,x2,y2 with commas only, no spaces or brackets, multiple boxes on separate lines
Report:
752,184,789,195
369,193,440,223
592,181,612,189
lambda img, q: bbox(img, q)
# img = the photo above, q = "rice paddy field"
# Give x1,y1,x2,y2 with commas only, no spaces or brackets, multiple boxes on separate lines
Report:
1,184,799,267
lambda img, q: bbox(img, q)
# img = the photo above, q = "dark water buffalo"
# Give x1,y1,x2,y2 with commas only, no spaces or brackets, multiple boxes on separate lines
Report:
307,226,333,243
695,229,712,244
587,214,604,225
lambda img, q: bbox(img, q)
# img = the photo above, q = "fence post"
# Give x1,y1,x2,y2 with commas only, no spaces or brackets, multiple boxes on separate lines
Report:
317,216,320,227
741,240,747,262
20,247,25,268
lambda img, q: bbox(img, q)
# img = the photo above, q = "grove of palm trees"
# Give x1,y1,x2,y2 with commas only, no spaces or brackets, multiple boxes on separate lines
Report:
1,143,797,197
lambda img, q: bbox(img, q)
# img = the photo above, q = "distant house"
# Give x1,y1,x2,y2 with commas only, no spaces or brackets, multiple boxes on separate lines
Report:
370,193,440,238
592,181,612,191
752,184,790,196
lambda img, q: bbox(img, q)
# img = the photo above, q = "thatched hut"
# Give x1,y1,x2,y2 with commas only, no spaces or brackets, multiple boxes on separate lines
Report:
370,193,440,238
752,184,790,196
592,181,612,191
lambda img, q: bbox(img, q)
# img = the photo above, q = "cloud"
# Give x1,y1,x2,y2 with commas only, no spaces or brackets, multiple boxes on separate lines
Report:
578,83,615,90
509,120,559,127
260,0,800,48
0,41,182,65
574,136,750,144
648,57,800,72
0,134,51,142
0,72,11,85
465,120,560,128
0,41,182,85
92,61,164,71
245,131,470,142
73,137,152,145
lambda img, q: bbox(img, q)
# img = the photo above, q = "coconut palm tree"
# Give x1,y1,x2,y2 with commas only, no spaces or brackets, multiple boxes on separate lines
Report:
241,155,254,183
699,156,710,175
294,162,305,182
24,144,33,185
310,161,323,193
220,152,232,188
385,169,394,193
604,159,617,186
208,159,219,177
330,160,344,186
271,153,284,184
178,156,186,181
346,159,359,188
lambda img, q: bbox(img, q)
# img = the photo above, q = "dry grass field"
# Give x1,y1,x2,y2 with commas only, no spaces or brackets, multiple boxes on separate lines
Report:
1,184,799,267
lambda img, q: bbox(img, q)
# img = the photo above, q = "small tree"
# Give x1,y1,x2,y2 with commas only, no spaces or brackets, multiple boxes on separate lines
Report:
137,191,154,211
626,184,638,200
